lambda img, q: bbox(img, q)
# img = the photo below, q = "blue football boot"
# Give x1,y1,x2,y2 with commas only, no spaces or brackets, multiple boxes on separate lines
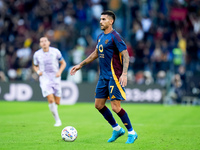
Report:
125,132,138,144
107,128,125,142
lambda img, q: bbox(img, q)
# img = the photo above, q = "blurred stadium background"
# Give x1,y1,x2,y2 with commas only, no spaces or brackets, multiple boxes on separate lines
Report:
0,0,200,105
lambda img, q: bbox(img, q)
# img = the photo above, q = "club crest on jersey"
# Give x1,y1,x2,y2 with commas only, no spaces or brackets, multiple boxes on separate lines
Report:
98,39,100,42
105,39,109,44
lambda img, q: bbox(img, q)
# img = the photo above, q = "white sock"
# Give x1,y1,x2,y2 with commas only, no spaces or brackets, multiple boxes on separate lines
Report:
128,130,136,135
48,102,61,122
113,125,121,131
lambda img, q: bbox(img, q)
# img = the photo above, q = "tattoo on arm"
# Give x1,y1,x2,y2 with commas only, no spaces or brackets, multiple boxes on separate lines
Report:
121,50,129,74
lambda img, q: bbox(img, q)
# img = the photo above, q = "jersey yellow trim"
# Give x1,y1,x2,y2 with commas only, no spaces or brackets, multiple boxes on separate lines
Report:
119,53,122,64
111,59,126,100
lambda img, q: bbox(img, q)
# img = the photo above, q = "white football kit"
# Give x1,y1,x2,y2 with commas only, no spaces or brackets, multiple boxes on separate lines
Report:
33,47,63,97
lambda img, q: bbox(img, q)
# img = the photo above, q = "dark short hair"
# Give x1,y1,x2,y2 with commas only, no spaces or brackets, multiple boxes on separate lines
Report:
101,10,116,25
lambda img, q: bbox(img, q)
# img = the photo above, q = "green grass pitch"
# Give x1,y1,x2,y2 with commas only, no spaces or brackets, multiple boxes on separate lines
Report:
0,101,199,150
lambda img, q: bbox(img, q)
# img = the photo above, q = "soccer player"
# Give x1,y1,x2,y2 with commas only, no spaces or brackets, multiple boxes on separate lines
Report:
33,37,66,127
70,10,138,143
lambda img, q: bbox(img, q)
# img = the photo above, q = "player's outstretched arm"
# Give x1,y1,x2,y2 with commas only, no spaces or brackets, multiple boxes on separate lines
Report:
119,49,129,87
70,49,98,75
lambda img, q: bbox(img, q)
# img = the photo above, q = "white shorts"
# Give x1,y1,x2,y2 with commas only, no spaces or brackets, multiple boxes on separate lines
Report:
40,82,62,97
39,73,62,97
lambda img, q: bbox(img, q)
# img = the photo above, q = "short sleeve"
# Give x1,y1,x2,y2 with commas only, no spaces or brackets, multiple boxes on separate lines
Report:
56,49,63,61
112,32,127,52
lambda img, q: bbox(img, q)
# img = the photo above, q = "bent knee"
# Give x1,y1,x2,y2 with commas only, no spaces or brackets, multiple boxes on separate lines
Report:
55,97,61,105
55,101,60,105
95,104,104,110
55,99,60,105
48,99,54,104
112,107,121,113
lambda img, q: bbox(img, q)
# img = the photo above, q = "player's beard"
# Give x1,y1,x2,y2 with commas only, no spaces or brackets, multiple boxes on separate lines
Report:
101,24,108,31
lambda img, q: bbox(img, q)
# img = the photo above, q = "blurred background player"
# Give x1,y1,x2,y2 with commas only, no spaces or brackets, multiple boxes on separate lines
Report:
70,10,137,144
33,37,66,127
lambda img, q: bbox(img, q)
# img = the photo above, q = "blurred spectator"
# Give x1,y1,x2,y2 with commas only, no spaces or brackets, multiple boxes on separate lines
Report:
178,65,186,88
143,71,154,85
172,47,184,73
189,13,200,35
134,71,144,84
160,40,171,71
156,70,167,87
130,20,144,47
5,45,17,70
165,74,185,104
141,16,152,33
151,41,163,74
133,41,145,72
172,74,185,104
16,38,32,68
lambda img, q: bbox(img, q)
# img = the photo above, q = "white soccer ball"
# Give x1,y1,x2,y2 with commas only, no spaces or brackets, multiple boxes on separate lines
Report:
61,126,78,142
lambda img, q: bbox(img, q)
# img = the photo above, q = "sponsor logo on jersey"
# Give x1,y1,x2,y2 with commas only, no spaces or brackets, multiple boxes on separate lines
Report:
99,54,104,58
